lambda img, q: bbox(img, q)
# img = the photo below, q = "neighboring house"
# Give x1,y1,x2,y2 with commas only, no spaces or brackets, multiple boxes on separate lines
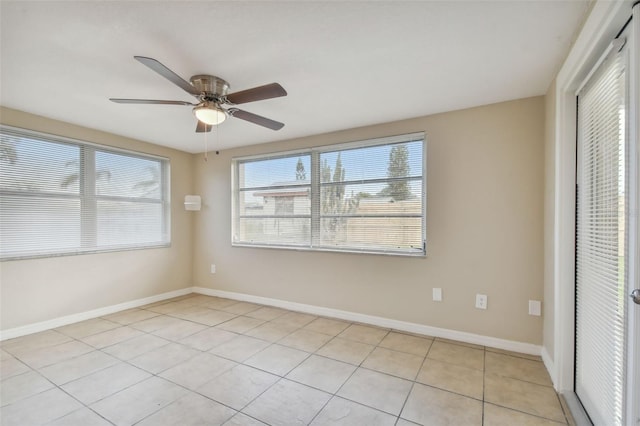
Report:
249,181,421,249
249,181,311,242
252,181,311,217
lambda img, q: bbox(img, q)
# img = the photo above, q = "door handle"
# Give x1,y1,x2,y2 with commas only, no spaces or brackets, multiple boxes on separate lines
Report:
631,289,640,305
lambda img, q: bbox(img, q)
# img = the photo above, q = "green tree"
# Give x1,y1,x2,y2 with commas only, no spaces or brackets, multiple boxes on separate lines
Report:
333,153,345,202
321,158,333,214
381,144,411,200
133,165,161,197
321,153,358,236
296,158,306,180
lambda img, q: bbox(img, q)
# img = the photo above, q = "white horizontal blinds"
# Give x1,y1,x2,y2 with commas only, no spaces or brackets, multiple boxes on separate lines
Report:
235,154,312,246
0,131,82,257
0,127,170,259
232,133,425,255
575,41,627,426
317,139,423,253
94,150,168,248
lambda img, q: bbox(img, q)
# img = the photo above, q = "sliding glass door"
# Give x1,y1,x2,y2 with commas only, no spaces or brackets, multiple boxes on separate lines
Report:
575,5,639,424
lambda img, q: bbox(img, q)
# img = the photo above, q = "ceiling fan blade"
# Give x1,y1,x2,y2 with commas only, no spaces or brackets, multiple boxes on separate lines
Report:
134,56,200,97
195,121,213,133
225,83,287,105
110,98,195,105
228,108,284,130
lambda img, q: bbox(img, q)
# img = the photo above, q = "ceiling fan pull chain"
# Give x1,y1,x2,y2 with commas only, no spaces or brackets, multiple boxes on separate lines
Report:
204,130,208,162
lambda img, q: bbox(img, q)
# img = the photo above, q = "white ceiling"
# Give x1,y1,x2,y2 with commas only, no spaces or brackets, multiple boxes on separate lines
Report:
0,1,589,153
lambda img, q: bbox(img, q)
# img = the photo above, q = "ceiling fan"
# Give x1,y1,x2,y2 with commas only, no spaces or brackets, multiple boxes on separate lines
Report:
110,56,287,132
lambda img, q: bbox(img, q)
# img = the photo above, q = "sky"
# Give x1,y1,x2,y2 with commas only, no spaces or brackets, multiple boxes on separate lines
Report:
240,140,423,189
238,140,424,205
1,134,162,199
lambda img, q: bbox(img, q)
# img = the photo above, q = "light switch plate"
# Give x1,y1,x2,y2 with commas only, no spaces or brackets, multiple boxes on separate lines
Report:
432,288,442,302
528,300,541,316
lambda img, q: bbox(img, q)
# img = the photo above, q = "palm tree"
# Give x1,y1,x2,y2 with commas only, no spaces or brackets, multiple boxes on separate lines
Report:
0,140,17,165
60,160,111,189
133,166,160,197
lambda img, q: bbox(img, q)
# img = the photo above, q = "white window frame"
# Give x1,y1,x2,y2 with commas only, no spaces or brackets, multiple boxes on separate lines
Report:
231,132,426,256
0,125,171,260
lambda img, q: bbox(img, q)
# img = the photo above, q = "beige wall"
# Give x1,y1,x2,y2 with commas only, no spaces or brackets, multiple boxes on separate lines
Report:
543,80,557,360
0,97,545,344
0,107,195,330
193,97,545,345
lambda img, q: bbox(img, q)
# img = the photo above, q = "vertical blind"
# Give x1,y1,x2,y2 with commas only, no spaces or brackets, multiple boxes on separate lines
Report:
575,40,627,426
232,133,425,256
0,126,170,260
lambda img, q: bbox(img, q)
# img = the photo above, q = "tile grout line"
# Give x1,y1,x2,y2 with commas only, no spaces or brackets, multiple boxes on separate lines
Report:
295,327,404,424
5,298,430,424
86,304,254,425
4,308,421,424
3,299,243,424
1,295,559,425
394,336,434,425
10,351,118,426
483,401,570,425
114,302,322,424
482,346,486,426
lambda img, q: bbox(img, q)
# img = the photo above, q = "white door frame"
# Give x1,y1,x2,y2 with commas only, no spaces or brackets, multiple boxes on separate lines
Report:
550,0,639,422
626,2,640,423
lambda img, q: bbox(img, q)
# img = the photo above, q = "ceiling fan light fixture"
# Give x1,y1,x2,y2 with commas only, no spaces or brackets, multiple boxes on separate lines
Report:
193,103,227,125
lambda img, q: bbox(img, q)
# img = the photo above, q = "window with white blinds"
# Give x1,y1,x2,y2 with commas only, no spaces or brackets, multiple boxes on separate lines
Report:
232,133,425,256
575,41,627,426
0,126,170,260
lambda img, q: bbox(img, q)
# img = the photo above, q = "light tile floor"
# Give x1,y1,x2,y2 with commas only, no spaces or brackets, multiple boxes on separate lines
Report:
0,294,571,425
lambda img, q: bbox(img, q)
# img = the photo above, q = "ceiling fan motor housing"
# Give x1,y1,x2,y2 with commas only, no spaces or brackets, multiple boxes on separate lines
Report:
190,75,229,101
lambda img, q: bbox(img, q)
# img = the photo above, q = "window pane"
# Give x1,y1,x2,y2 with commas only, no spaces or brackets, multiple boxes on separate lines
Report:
232,133,425,256
320,141,423,183
97,200,164,246
239,155,310,189
236,217,311,245
319,217,422,252
0,133,80,194
96,151,162,199
0,195,81,257
0,127,170,259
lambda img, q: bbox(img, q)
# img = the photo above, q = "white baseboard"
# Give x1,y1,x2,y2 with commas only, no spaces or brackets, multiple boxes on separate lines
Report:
0,287,193,341
1,285,544,357
193,287,542,356
541,345,557,389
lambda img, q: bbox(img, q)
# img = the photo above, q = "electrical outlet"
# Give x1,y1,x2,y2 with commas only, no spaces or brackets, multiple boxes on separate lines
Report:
528,300,541,316
432,288,442,302
475,294,487,310
210,264,216,274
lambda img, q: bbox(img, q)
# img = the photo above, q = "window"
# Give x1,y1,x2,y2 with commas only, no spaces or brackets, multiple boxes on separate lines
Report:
232,132,425,256
0,126,170,260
